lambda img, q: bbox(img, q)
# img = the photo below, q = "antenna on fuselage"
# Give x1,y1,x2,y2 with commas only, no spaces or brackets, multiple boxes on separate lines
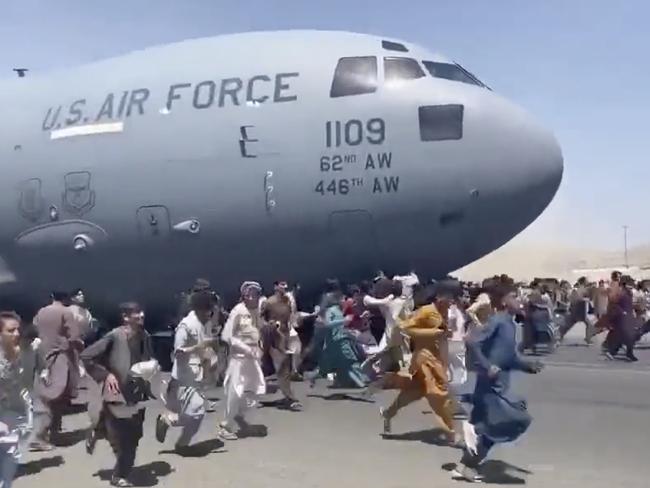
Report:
13,68,28,78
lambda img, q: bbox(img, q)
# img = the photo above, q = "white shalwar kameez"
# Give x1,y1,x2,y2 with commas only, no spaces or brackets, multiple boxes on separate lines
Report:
361,294,408,397
363,294,408,361
447,304,468,387
446,304,476,449
221,302,265,432
393,273,420,313
162,311,208,447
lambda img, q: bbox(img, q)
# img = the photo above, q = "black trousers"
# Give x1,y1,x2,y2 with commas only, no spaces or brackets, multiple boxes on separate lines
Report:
33,396,67,442
606,327,635,357
104,408,145,479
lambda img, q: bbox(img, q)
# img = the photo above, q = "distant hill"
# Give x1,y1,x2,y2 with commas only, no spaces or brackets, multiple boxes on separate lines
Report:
452,242,650,282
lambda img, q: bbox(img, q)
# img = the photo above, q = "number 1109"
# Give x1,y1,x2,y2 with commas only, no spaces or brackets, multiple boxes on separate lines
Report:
325,118,385,148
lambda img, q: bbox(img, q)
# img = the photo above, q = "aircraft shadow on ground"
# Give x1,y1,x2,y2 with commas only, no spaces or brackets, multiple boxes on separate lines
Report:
95,461,173,487
442,461,530,485
159,438,226,458
381,428,461,448
16,456,65,479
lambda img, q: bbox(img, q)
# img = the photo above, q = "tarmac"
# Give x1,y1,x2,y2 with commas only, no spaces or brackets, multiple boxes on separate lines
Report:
12,324,650,488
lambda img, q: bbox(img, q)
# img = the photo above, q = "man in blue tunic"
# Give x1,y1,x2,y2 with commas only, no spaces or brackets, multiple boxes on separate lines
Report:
453,284,543,483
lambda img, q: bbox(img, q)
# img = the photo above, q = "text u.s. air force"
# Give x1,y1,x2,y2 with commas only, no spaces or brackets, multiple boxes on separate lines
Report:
42,72,299,131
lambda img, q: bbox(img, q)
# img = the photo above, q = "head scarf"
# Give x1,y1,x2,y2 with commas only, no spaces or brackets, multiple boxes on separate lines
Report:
240,281,262,296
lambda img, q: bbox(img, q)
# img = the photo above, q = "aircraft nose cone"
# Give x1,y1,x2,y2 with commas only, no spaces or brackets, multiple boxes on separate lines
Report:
518,120,564,211
473,93,563,219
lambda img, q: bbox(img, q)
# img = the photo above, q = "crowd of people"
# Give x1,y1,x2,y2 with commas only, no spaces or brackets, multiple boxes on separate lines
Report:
518,271,650,360
0,269,647,486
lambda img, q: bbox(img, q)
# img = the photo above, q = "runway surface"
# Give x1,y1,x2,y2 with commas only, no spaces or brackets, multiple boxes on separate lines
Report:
13,326,650,488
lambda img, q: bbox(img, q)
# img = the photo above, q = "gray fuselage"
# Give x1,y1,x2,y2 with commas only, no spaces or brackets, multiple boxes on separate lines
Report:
0,30,563,307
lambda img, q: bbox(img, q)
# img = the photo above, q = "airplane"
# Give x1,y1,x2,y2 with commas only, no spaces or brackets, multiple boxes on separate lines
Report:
0,30,563,318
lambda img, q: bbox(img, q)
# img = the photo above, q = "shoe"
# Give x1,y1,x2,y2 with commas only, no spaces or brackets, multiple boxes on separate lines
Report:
286,400,303,411
205,401,218,413
451,466,484,483
29,440,54,452
85,427,98,455
155,414,169,443
110,477,134,487
379,407,391,434
216,424,238,441
290,372,304,382
604,352,615,361
626,355,639,362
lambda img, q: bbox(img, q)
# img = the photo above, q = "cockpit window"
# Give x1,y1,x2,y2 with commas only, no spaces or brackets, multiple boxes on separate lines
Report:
330,57,378,98
422,61,485,87
381,40,409,52
384,57,425,84
419,105,464,141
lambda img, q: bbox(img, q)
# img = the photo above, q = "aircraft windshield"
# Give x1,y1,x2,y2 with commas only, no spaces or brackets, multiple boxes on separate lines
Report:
384,57,425,84
330,56,378,98
422,61,487,88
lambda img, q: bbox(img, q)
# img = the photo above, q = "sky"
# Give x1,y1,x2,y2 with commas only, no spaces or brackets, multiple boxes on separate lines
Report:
1,0,647,251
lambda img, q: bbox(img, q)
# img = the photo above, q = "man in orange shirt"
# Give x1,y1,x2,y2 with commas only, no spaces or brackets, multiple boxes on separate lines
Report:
379,282,458,444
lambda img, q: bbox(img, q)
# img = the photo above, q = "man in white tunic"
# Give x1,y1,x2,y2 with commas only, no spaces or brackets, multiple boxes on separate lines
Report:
466,291,493,330
447,302,468,388
216,282,266,441
364,280,408,357
393,272,420,313
360,280,408,400
156,290,215,453
447,299,477,449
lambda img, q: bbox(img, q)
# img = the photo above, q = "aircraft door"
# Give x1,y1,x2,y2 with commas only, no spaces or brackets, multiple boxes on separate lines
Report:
328,210,379,279
136,205,171,239
18,178,45,222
